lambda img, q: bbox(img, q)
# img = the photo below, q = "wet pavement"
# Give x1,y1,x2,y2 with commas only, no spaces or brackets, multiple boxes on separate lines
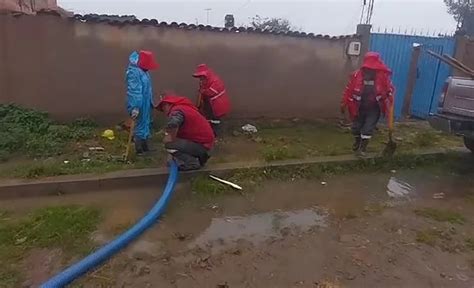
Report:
3,168,474,287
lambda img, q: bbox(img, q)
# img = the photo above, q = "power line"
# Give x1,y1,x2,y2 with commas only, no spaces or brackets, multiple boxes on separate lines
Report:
360,0,376,25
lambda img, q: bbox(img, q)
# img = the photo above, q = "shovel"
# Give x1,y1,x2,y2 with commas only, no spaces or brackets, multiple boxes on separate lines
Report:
383,102,397,157
123,119,135,161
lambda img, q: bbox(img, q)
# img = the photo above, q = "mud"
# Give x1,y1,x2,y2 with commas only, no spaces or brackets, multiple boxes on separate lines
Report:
3,169,474,287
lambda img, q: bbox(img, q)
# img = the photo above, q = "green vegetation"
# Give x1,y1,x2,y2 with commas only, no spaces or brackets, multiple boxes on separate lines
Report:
0,104,96,159
416,229,442,246
466,238,474,251
0,105,464,179
414,208,466,225
0,206,100,287
252,122,462,162
191,175,229,197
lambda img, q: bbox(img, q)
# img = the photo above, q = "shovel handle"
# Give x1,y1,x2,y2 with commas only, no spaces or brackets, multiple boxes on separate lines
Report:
125,120,135,160
388,100,394,132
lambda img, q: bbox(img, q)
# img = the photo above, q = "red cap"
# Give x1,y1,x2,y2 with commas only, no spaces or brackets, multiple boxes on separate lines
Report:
138,50,159,70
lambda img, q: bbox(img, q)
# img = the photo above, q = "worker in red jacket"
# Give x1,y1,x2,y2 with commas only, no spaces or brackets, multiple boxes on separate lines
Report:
341,52,394,155
156,93,215,171
193,64,231,136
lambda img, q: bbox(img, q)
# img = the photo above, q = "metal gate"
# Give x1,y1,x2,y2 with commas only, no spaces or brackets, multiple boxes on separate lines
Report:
370,33,455,119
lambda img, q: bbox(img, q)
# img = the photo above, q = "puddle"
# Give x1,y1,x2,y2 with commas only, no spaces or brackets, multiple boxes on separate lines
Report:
386,177,414,200
189,208,328,253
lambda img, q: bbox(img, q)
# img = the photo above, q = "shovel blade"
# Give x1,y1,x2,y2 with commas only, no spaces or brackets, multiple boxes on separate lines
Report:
383,140,397,157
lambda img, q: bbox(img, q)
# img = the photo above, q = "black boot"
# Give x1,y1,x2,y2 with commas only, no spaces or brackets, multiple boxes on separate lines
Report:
352,136,361,152
141,139,156,153
134,138,145,156
357,139,369,157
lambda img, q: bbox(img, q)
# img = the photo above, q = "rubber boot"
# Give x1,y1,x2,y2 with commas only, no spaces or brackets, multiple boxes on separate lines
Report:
352,136,362,152
142,139,157,154
357,139,369,157
134,138,145,156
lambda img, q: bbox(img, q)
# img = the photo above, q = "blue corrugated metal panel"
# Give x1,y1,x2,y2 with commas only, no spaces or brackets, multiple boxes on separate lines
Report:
370,33,455,119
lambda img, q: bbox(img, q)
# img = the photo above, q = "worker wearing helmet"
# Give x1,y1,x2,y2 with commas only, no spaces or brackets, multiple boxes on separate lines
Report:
341,52,394,156
193,64,231,136
126,50,159,155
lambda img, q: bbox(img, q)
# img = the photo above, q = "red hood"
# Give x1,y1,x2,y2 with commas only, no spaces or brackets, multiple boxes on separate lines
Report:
192,64,219,83
361,52,391,74
157,94,196,112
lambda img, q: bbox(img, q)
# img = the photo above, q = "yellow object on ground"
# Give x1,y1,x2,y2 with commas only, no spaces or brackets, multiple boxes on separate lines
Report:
101,129,115,140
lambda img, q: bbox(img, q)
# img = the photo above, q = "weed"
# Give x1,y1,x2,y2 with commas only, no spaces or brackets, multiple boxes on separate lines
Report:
412,131,439,148
261,145,294,162
0,104,97,158
466,238,474,251
416,229,442,246
191,176,227,196
344,212,359,219
414,208,466,225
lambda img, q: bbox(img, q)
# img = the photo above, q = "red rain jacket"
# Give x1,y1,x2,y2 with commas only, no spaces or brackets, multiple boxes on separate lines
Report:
193,64,231,118
158,94,215,149
341,52,394,120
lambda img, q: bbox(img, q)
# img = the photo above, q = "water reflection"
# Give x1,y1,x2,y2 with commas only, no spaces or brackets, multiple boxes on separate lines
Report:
190,208,328,252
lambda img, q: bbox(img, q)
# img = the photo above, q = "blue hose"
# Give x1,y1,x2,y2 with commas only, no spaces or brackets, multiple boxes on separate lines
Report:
41,162,179,288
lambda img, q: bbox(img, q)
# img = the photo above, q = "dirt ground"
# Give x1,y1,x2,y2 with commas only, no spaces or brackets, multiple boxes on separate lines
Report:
2,164,474,288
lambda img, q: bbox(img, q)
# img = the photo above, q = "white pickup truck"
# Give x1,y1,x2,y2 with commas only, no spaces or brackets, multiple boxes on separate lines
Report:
428,76,474,152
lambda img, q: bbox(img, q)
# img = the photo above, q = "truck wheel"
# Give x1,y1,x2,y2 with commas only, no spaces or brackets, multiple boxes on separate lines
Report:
463,137,474,153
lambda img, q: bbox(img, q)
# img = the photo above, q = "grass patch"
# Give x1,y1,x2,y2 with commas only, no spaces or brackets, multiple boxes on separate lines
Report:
412,131,439,148
0,206,101,287
416,229,442,246
191,175,228,196
261,145,295,162
414,208,466,224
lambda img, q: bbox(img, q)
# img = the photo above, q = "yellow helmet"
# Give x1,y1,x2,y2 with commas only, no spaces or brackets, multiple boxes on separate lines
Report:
101,129,115,140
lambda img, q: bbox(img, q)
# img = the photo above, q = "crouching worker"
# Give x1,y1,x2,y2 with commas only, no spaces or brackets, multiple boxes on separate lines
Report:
341,52,394,156
126,50,159,155
193,64,231,136
156,93,215,171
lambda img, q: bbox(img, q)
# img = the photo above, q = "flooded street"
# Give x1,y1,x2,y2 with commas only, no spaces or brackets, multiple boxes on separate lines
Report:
2,168,474,287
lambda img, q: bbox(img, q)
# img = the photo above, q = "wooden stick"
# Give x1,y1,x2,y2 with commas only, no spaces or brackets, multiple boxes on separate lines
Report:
124,120,135,161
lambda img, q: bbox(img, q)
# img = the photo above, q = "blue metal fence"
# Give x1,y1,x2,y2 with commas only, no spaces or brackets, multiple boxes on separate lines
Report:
370,33,455,119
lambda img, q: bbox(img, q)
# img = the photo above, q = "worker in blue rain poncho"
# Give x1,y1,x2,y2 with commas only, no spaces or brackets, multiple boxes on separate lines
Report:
126,50,159,155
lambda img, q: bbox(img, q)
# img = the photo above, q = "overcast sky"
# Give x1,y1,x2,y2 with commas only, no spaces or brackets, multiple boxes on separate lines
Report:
57,0,457,36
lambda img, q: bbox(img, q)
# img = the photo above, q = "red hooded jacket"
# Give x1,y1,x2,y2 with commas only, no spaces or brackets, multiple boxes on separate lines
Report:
341,52,394,120
157,94,215,149
193,64,231,118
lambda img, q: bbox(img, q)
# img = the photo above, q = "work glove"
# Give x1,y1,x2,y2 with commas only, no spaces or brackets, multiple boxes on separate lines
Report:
131,108,139,119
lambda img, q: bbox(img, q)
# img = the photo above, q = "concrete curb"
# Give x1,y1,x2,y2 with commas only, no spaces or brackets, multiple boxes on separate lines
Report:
0,148,466,199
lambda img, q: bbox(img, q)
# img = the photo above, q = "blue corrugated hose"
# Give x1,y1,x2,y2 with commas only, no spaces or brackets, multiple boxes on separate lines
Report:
41,161,179,288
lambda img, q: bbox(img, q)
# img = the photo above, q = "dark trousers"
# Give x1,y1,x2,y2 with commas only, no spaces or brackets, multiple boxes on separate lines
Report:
165,138,210,170
352,105,381,139
202,99,222,137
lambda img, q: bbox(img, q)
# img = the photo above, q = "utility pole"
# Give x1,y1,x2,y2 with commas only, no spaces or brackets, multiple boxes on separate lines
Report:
205,8,212,25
